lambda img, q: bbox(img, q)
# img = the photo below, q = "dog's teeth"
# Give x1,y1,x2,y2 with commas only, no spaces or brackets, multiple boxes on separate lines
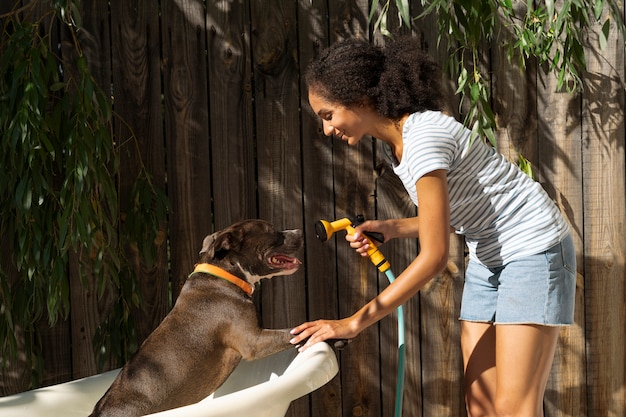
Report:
268,254,301,268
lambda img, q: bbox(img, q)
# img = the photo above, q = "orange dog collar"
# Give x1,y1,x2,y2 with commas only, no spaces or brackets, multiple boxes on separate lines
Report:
191,263,254,296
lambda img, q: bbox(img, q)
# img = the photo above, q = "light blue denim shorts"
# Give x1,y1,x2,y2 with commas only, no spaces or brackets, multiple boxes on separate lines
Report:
459,233,576,325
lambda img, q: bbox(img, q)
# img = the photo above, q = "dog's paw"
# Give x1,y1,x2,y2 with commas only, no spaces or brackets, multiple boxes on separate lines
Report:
329,339,351,350
293,338,350,351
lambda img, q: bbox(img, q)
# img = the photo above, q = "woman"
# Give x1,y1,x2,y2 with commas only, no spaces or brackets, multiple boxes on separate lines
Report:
289,37,576,417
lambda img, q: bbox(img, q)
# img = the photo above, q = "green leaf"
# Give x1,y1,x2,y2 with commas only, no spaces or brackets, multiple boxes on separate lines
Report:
545,0,555,18
470,82,481,102
15,179,32,210
599,19,610,50
456,67,468,94
369,0,380,23
50,82,66,92
485,128,497,148
594,0,606,20
517,154,534,178
395,0,411,27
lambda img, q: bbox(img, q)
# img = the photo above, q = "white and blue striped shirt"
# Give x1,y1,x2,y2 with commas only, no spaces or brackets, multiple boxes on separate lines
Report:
392,111,569,267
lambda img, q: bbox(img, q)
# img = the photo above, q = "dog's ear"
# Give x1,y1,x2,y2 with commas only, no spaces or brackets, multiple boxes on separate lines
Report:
200,232,219,257
200,231,239,260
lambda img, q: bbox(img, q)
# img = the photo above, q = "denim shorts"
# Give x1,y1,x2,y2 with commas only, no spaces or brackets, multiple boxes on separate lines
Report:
459,233,576,325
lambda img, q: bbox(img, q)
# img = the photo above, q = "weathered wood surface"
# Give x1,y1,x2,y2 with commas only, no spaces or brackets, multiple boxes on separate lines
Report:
581,6,626,416
329,1,382,414
535,34,588,417
205,0,257,226
109,0,170,355
160,0,213,300
2,1,625,417
298,2,345,416
251,2,308,416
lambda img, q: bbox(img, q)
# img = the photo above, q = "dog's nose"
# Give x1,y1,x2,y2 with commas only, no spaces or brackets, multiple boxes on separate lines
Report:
282,229,303,248
283,229,303,238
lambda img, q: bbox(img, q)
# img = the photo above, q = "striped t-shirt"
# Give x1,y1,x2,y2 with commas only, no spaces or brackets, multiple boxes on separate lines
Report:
391,111,569,267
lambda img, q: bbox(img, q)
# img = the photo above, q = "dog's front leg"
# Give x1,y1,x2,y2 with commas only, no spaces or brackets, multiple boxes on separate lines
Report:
238,328,293,361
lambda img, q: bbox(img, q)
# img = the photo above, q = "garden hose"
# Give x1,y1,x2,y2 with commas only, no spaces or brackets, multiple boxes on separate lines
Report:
315,215,405,417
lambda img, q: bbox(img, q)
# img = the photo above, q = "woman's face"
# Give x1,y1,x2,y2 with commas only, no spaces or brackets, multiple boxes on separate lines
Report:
308,90,374,146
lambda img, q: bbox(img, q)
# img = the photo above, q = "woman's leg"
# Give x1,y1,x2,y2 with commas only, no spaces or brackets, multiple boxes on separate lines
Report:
462,322,560,417
462,321,497,417
494,324,560,417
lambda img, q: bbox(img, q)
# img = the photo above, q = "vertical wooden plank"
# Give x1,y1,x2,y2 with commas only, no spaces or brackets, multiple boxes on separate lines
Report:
205,0,256,228
534,2,587,410
297,1,344,416
0,236,30,395
68,258,115,378
109,0,168,345
249,1,307,415
25,0,74,387
374,164,422,417
251,0,303,230
0,2,27,395
492,6,538,164
63,0,115,379
418,242,465,417
582,8,626,417
537,79,587,416
411,2,467,416
37,316,72,387
324,2,382,416
369,5,418,417
295,1,381,415
160,0,212,298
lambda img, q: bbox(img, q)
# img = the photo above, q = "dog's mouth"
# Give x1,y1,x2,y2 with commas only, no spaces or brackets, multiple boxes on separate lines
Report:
268,254,302,271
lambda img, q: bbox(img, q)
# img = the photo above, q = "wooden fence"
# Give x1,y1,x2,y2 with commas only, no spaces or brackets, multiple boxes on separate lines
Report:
1,1,625,416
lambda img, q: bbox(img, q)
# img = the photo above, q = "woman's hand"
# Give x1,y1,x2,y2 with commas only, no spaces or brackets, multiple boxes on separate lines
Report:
290,317,360,352
347,219,391,257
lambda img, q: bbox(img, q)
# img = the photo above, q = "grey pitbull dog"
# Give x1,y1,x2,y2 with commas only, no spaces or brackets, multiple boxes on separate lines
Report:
89,219,303,417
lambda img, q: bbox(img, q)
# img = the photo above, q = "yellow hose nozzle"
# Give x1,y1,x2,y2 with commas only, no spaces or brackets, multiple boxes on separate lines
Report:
314,217,390,273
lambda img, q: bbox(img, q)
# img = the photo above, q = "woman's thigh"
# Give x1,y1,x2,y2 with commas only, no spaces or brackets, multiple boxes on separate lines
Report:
494,324,560,414
462,321,560,416
461,321,496,416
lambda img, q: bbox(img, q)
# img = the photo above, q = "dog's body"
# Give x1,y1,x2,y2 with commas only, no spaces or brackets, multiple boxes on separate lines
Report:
89,220,303,417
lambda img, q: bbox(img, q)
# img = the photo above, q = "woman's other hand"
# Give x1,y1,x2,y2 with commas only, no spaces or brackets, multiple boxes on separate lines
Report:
290,318,360,352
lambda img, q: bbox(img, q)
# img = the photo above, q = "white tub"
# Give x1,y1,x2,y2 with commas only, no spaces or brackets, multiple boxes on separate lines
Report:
0,342,338,417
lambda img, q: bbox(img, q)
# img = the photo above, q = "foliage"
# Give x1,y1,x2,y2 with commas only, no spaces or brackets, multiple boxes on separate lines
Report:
370,0,411,37
372,0,626,147
0,0,168,385
517,154,534,178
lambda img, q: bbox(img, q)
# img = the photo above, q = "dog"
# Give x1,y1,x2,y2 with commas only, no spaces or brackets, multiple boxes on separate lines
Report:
89,219,303,417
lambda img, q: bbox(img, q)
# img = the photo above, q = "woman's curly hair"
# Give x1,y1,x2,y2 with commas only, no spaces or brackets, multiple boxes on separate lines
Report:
305,36,442,119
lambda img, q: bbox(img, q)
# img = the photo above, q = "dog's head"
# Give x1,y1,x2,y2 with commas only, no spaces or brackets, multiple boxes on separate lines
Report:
199,219,303,286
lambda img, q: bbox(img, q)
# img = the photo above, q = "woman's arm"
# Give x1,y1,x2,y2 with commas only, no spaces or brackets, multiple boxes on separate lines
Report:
290,170,450,349
353,216,420,243
347,216,419,258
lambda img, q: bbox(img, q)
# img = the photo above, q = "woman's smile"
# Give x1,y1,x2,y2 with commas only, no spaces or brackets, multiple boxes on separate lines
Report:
307,89,404,150
308,91,369,145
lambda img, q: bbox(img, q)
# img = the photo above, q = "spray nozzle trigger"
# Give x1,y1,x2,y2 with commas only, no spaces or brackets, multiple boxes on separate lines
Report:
314,215,390,272
350,215,385,243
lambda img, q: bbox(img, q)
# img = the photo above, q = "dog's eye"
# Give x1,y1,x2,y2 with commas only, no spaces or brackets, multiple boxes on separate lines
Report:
273,233,285,246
